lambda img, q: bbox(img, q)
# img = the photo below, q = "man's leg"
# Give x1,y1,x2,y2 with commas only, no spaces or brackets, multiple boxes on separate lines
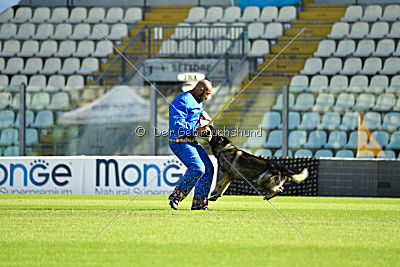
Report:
169,142,205,210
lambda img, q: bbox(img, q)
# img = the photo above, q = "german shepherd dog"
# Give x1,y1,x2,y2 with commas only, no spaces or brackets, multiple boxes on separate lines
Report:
206,126,308,201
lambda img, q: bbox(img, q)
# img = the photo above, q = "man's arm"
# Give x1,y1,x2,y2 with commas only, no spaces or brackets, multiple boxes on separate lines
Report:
170,98,198,137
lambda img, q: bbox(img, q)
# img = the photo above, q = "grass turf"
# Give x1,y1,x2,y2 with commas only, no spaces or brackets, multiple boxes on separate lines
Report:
0,194,399,266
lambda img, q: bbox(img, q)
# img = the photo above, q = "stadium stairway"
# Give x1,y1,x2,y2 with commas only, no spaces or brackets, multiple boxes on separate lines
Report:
215,2,346,146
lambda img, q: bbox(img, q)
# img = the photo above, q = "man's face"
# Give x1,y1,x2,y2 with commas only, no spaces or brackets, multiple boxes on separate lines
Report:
199,86,212,102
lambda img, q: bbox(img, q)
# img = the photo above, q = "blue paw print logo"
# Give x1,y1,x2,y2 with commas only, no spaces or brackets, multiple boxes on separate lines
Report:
163,159,183,167
30,159,50,167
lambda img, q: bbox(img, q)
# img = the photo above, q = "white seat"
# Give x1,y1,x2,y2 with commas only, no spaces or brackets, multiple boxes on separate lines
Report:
17,40,39,57
79,57,98,75
272,93,295,110
260,111,280,129
320,57,342,75
170,23,191,40
359,57,382,75
300,57,322,75
208,23,227,39
74,40,95,57
293,93,314,111
48,92,70,110
298,112,320,130
121,7,142,24
340,112,360,131
239,6,260,22
86,7,105,23
213,40,232,55
248,22,264,39
261,22,283,39
65,75,84,91
288,130,307,149
109,24,128,40
372,39,395,57
361,112,381,131
345,130,368,149
12,7,32,23
327,75,348,92
254,149,272,157
353,93,375,111
88,23,109,40
367,22,389,39
0,8,14,23
157,40,178,55
0,23,17,39
33,23,53,40
388,22,400,38
70,23,90,40
3,57,24,74
340,57,362,75
289,75,308,93
387,131,400,149
48,7,69,23
0,110,14,128
197,40,213,55
42,58,62,75
53,23,72,40
92,40,113,57
307,75,328,92
327,22,349,39
1,40,20,57
25,128,38,146
356,150,374,158
176,40,195,55
55,40,76,57
276,6,296,22
0,128,18,146
361,5,382,22
314,40,335,57
36,40,57,57
28,92,50,110
0,58,3,70
31,7,50,23
45,75,65,91
313,93,334,112
377,150,395,159
325,131,347,149
13,110,34,127
387,76,400,94
258,6,278,22
59,58,80,75
103,7,123,23
15,23,35,40
27,75,46,92
202,7,223,23
68,7,87,23
394,41,400,57
21,57,43,75
8,75,28,91
220,6,240,23
348,22,368,39
353,39,374,57
333,39,355,57
341,5,362,22
305,131,328,149
184,7,205,23
226,22,245,39
336,150,354,158
333,93,355,111
382,4,400,21
318,112,341,131
366,75,388,94
248,40,269,57
31,110,54,128
12,93,32,110
244,130,266,148
380,57,400,75
374,93,395,111
190,23,209,39
0,75,9,91
381,112,400,131
347,75,368,93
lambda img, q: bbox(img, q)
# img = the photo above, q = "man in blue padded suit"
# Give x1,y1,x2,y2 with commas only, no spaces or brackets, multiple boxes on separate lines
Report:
168,79,214,210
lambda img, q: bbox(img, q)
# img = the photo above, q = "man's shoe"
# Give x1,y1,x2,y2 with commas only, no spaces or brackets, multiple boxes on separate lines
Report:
169,197,178,210
191,198,209,210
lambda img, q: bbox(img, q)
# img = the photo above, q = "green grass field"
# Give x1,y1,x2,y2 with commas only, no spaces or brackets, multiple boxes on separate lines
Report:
0,194,399,266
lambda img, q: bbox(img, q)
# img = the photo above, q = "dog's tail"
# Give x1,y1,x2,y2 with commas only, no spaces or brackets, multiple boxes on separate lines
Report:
268,160,308,184
290,168,308,184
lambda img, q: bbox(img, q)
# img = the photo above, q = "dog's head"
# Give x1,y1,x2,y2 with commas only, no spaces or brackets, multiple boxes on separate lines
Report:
206,126,232,155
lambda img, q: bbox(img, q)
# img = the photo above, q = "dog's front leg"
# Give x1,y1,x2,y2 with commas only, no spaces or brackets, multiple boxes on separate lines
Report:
208,171,232,201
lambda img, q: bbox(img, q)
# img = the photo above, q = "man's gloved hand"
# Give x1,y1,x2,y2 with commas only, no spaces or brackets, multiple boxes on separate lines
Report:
195,126,210,137
200,111,212,127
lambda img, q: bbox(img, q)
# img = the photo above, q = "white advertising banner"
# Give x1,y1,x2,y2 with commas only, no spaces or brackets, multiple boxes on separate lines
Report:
0,157,84,194
83,156,218,195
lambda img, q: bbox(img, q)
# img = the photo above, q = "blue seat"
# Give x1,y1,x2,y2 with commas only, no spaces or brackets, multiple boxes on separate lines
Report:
366,131,388,148
336,149,354,158
274,149,292,157
361,112,381,131
318,112,340,130
0,110,15,128
387,131,400,149
315,149,333,157
260,111,280,129
299,112,320,130
339,112,360,131
304,130,327,148
345,131,368,149
356,150,374,158
264,130,282,148
289,130,307,149
313,93,334,112
324,131,347,149
279,111,300,130
254,148,272,157
272,93,294,110
377,150,395,158
380,112,400,131
3,146,19,156
294,149,313,157
292,93,314,111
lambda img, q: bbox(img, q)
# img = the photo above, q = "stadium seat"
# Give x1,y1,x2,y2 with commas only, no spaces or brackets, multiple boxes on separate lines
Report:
42,58,62,75
27,75,46,92
380,57,400,75
334,39,355,57
345,130,368,149
0,74,8,90
0,91,11,109
108,24,128,40
68,7,87,23
272,93,294,110
356,150,374,158
0,23,17,39
8,75,28,92
380,112,400,131
121,7,142,24
213,40,232,54
0,110,15,128
300,58,322,75
361,5,382,22
48,7,69,23
226,22,245,39
341,5,362,22
286,111,300,130
340,58,362,75
314,40,335,57
276,6,296,22
157,40,177,55
184,7,205,23
0,8,14,23
171,23,191,39
79,57,98,75
298,112,320,130
3,58,24,74
48,92,70,110
367,131,389,149
92,40,113,58
325,131,347,149
307,75,329,94
388,22,400,38
248,40,269,57
25,128,39,146
2,40,20,57
387,131,400,149
382,4,400,21
17,40,39,57
374,94,395,111
367,22,389,39
359,57,382,75
304,130,327,149
0,128,18,145
313,93,334,112
15,23,35,40
36,40,57,57
327,75,348,92
320,57,342,75
11,92,31,109
55,40,76,57
202,7,223,23
373,39,395,57
336,150,354,158
346,75,368,93
65,75,84,91
318,112,341,130
88,23,109,40
293,93,314,111
377,150,395,158
274,149,292,157
28,92,50,110
254,148,272,157
13,110,34,127
244,130,266,148
220,6,241,23
353,39,374,57
327,22,349,39
260,111,280,129
393,41,400,57
3,146,19,156
258,6,278,22
190,23,209,39
264,130,282,148
289,75,308,93
294,149,312,157
45,75,64,92
289,130,307,149
348,22,368,39
176,40,195,55
59,58,80,75
208,23,228,39
33,23,53,40
240,6,260,22
262,23,283,39
197,40,214,55
53,23,72,40
248,22,264,39
86,7,105,23
366,75,388,94
361,112,381,131
31,110,54,128
353,94,375,111
103,7,123,23
386,76,400,93
315,149,333,157
70,23,90,40
75,40,95,57
21,57,43,75
12,7,32,23
339,112,360,131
